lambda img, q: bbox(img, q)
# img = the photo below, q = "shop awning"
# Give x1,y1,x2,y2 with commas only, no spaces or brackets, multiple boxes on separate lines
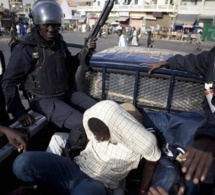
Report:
130,16,143,20
116,17,129,22
153,12,162,18
106,17,116,23
198,14,214,19
71,15,81,20
88,13,98,19
111,22,120,26
144,16,156,20
130,13,144,20
78,17,86,23
183,24,193,28
175,14,198,26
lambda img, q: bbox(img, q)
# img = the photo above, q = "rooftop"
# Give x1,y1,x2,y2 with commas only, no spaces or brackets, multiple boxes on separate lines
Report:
56,0,78,7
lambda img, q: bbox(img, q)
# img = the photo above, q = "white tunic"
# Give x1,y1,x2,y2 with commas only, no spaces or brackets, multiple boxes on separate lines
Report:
74,100,161,189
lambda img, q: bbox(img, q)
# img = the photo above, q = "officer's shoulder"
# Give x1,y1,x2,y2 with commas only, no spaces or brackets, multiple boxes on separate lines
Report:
210,46,215,53
11,34,37,52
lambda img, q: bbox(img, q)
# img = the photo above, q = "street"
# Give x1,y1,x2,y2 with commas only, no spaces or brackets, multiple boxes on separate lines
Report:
0,31,214,66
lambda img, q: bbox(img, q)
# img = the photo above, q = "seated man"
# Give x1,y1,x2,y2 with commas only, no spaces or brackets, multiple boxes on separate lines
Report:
13,100,161,194
46,102,144,156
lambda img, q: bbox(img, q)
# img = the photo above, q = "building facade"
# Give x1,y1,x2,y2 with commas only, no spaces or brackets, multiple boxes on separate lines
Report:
74,0,215,41
2,0,215,41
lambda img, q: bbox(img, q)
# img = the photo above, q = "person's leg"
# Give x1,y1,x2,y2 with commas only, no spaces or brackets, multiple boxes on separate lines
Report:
147,110,207,151
184,179,200,195
71,179,107,195
68,91,97,113
13,151,91,194
30,96,84,130
151,156,180,192
46,132,69,155
57,91,97,130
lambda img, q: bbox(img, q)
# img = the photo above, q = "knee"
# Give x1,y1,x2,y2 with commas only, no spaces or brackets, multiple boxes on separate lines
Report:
13,152,32,178
72,180,107,195
152,167,180,191
151,158,180,191
86,183,107,195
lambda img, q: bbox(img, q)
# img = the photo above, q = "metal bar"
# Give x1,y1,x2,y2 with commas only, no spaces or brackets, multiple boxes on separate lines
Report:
133,70,139,107
101,67,106,100
166,74,175,113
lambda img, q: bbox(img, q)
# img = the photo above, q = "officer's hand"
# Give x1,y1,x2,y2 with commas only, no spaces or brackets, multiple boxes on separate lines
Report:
139,61,168,74
180,138,215,184
1,126,28,152
148,186,185,195
87,38,97,50
18,114,36,127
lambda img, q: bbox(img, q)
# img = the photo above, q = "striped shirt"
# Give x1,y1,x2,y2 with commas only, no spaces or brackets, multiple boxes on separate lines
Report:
74,100,161,189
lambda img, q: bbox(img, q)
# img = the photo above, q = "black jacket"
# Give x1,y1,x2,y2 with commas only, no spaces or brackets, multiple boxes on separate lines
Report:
167,46,215,140
2,28,80,119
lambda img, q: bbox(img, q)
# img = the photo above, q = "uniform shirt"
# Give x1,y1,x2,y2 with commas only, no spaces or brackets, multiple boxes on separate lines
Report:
166,47,215,140
2,27,80,119
74,100,161,189
118,34,128,47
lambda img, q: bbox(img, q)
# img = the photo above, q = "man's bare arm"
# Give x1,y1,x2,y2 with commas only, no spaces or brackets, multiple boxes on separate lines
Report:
139,160,158,194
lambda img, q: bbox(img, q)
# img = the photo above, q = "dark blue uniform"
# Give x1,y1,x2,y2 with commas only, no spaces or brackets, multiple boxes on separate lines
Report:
0,50,10,125
2,27,97,131
167,47,215,141
137,48,215,193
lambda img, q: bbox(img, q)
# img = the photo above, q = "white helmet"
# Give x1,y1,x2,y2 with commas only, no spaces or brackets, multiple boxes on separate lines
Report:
30,0,63,25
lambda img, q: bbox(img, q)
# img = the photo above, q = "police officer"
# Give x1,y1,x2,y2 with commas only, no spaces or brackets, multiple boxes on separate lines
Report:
0,50,10,125
140,48,215,194
2,0,97,146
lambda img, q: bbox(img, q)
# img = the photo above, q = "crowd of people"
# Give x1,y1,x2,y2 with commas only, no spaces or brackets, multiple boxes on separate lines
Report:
8,22,32,47
0,0,214,194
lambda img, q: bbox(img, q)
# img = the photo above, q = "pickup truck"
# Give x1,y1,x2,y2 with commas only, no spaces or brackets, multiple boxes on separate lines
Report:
0,46,208,194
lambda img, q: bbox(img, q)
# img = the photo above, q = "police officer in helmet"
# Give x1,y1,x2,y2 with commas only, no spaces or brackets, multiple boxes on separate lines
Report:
2,0,97,148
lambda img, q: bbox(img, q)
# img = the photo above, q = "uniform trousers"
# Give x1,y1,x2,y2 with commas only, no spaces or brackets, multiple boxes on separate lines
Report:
30,91,97,131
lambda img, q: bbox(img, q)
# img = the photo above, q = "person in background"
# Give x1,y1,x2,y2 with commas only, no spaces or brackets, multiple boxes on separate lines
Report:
195,31,202,52
147,31,154,50
140,47,215,193
8,25,18,46
19,23,26,38
16,24,20,37
187,29,192,43
117,29,128,48
131,27,139,46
